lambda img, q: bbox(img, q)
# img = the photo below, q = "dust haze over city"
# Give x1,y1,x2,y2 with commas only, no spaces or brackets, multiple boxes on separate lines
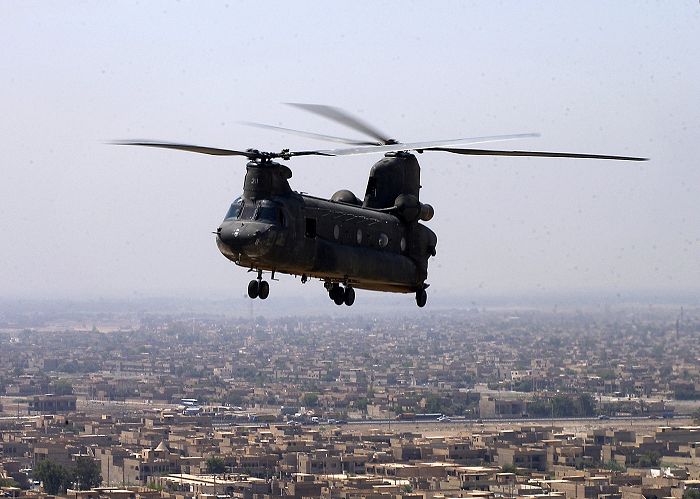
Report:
1,4,700,499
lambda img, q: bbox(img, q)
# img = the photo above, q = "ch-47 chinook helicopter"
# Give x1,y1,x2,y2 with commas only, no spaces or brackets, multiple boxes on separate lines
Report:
115,104,646,307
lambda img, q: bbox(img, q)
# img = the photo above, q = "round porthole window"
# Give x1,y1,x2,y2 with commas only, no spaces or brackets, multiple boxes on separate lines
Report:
334,224,340,240
356,229,363,244
400,237,406,252
378,233,389,248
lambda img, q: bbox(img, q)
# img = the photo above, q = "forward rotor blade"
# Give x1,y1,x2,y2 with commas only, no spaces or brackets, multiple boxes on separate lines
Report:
112,140,334,160
315,133,540,157
286,103,394,145
111,140,254,157
239,121,381,146
428,147,648,161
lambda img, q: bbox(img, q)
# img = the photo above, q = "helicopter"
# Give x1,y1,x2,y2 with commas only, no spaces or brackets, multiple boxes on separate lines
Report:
115,104,646,307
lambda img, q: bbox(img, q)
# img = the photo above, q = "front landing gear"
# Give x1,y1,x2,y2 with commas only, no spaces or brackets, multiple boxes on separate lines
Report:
248,280,259,299
326,282,355,306
248,270,270,300
415,287,427,307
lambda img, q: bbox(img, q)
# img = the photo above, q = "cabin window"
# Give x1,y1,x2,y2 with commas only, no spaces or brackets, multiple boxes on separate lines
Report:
305,218,317,238
378,233,389,248
356,228,363,244
333,225,340,240
400,237,407,252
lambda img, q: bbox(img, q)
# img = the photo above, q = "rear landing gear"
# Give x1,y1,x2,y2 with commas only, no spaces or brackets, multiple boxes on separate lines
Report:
343,286,355,306
248,270,270,300
416,288,427,307
326,282,355,306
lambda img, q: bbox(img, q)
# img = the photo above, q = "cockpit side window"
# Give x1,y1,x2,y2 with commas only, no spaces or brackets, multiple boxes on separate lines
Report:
255,204,278,222
224,197,243,220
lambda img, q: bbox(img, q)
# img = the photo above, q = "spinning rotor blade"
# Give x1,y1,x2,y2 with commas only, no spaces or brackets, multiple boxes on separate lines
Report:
315,133,541,156
428,147,648,161
111,140,254,157
239,121,381,146
286,103,395,145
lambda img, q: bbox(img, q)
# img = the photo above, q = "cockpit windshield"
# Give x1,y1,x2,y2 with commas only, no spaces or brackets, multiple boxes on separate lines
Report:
224,197,243,220
225,198,282,223
239,203,257,220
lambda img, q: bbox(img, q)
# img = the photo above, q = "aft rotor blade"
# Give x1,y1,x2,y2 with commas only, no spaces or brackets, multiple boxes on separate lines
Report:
111,140,254,157
315,133,540,157
239,121,381,146
286,103,395,145
428,147,648,161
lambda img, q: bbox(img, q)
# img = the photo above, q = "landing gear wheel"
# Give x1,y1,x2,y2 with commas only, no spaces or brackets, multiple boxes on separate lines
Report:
344,286,355,306
333,289,345,306
248,280,259,299
258,280,270,300
416,288,427,307
329,284,343,303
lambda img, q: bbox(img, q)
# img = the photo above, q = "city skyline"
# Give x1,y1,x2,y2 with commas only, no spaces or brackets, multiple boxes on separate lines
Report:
1,307,699,497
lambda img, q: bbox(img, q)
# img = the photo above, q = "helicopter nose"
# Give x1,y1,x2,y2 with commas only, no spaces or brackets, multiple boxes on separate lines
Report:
216,221,275,257
217,222,250,249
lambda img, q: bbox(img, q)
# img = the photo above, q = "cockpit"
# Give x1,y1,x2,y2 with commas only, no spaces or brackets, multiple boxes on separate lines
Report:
224,197,284,225
218,197,284,260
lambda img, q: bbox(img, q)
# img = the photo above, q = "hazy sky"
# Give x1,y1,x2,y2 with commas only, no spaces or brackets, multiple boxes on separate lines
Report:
1,1,698,306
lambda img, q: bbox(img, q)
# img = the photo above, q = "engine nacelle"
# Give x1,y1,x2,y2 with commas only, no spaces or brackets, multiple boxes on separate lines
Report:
419,203,434,221
394,194,421,222
395,194,435,223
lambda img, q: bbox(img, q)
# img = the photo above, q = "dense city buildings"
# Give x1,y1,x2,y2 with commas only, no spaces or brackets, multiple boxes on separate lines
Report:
1,304,699,498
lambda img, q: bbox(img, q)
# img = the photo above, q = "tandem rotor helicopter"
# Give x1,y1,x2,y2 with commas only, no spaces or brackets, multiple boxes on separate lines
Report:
115,104,646,307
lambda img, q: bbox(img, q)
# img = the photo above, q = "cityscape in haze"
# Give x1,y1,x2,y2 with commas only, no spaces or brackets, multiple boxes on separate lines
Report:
2,1,700,499
1,303,699,498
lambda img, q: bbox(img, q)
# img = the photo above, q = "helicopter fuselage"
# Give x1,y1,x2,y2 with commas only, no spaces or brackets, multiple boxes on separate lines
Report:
212,153,437,299
216,192,433,293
